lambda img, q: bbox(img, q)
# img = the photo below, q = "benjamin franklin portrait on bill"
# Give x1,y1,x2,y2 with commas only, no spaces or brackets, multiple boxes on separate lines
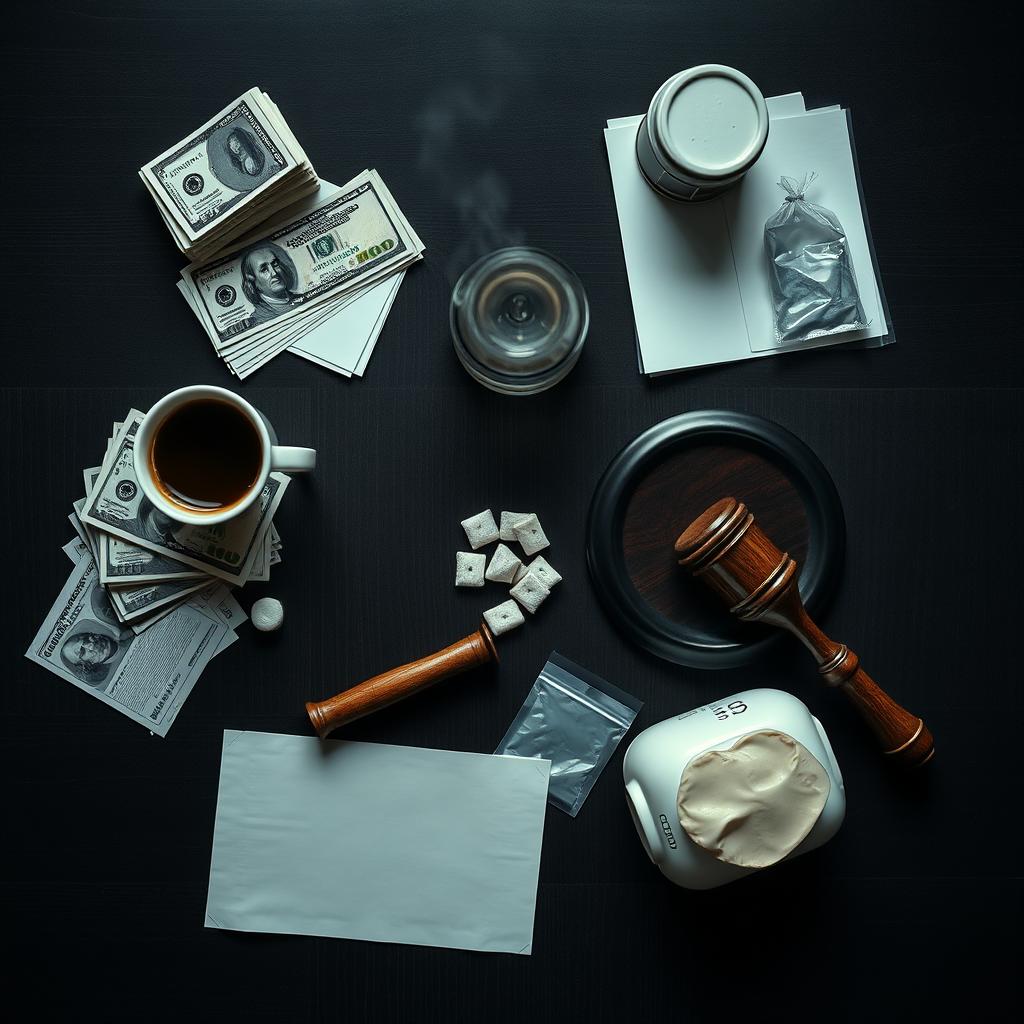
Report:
137,497,180,548
60,625,126,688
240,243,301,327
225,128,266,177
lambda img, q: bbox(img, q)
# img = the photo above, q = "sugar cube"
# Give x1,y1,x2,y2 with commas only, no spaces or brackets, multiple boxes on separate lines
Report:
515,555,561,589
509,571,551,614
512,513,549,556
461,509,500,550
485,543,522,584
483,599,525,637
499,511,531,542
455,551,486,587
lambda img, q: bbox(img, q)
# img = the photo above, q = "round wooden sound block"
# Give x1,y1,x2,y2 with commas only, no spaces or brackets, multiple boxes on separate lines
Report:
586,410,846,668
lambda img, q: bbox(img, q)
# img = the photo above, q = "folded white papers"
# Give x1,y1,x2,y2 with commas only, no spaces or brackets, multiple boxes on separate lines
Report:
205,731,550,954
289,270,404,376
605,94,891,375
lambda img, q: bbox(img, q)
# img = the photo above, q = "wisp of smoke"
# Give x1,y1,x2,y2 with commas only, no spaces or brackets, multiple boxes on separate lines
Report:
415,40,530,279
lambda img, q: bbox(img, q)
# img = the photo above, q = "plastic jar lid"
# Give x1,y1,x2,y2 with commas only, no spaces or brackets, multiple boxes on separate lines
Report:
648,64,769,183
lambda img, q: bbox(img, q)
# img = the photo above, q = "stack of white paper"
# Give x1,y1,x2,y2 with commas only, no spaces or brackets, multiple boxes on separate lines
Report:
604,94,892,375
287,269,405,377
205,731,550,954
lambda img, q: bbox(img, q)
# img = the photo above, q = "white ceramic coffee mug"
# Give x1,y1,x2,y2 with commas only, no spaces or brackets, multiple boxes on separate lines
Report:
134,385,316,526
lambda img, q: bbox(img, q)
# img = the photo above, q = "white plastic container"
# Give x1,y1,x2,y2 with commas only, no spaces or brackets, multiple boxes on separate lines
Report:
623,689,845,889
635,64,769,202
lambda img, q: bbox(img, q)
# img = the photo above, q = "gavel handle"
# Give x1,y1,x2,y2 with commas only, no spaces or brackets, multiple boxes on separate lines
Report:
787,605,934,768
838,665,934,768
305,623,498,738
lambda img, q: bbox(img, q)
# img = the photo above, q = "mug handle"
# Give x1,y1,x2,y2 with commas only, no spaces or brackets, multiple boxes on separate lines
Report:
270,445,317,473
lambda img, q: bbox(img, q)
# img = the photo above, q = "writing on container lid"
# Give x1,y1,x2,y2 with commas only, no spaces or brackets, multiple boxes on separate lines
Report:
648,64,769,182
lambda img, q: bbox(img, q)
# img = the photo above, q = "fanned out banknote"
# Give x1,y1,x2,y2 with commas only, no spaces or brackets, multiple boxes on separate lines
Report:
81,413,287,586
24,406,294,734
26,553,248,736
176,169,423,378
66,415,282,630
139,87,318,263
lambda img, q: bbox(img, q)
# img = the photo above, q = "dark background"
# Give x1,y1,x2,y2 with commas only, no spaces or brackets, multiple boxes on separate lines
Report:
3,1,1021,1020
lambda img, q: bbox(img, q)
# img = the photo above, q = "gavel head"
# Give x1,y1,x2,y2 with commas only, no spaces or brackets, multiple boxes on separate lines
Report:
677,499,935,768
674,497,800,621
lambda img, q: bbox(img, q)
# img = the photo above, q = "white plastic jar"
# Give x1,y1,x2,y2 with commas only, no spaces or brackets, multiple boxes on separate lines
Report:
635,64,769,202
623,689,845,889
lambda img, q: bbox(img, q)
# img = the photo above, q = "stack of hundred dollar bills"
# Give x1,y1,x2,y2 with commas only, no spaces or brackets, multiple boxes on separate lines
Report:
176,169,424,378
139,88,319,263
24,410,285,736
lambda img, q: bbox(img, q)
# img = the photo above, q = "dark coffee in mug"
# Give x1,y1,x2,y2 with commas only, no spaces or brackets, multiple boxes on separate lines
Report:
150,398,263,512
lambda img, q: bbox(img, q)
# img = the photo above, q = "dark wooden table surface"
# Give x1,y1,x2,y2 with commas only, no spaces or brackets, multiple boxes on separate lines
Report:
3,1,1020,1019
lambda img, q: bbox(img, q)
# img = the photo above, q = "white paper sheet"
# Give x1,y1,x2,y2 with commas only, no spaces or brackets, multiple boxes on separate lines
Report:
205,731,550,954
605,101,890,375
289,270,404,375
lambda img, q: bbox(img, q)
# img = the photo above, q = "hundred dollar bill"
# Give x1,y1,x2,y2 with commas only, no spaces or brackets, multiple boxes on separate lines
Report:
68,510,95,558
72,499,100,558
128,581,246,645
130,602,181,635
94,431,207,584
129,588,211,636
62,537,90,563
71,502,206,625
73,498,201,616
192,581,248,632
174,177,419,377
24,554,227,736
80,466,207,585
180,169,421,352
121,581,235,634
108,576,208,623
81,415,289,585
140,88,305,243
177,277,364,378
224,176,421,378
246,529,271,583
101,532,209,585
130,581,246,642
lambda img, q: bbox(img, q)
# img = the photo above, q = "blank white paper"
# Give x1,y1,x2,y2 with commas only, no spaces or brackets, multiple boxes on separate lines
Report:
205,731,550,954
289,271,404,376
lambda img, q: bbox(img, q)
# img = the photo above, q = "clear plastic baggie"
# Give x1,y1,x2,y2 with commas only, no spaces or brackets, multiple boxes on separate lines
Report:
494,652,642,817
763,172,868,345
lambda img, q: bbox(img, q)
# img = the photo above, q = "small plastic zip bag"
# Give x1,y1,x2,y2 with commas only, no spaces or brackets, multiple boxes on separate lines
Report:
764,173,867,345
494,652,642,817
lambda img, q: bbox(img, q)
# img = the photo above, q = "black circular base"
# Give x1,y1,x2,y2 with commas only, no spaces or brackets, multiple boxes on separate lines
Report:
586,410,846,669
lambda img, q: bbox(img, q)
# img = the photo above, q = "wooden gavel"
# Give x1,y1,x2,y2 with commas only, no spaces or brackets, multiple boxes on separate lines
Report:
305,622,499,738
675,497,934,768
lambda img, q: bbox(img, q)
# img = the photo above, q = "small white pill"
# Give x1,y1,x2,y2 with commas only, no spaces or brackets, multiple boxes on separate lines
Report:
455,551,487,587
499,511,531,542
509,571,551,614
485,543,522,584
461,509,500,550
512,513,549,556
251,597,284,632
483,599,525,637
516,555,561,589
